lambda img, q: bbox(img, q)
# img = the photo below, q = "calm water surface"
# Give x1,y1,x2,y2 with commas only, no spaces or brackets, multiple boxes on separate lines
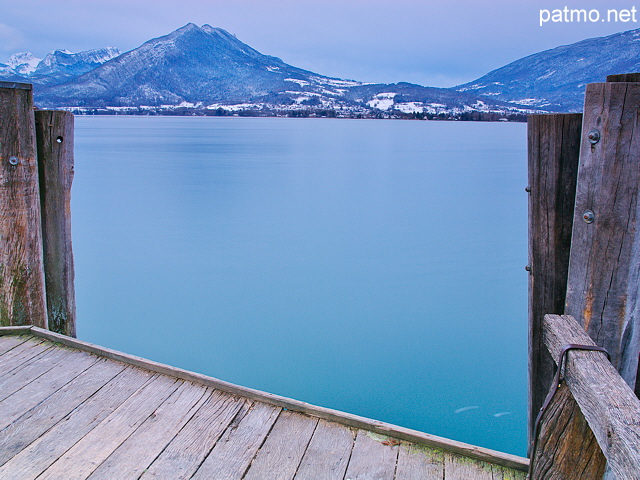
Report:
72,116,528,456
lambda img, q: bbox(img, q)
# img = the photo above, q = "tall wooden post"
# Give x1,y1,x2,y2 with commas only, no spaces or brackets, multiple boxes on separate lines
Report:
35,110,76,337
0,83,48,328
527,113,582,442
564,74,640,394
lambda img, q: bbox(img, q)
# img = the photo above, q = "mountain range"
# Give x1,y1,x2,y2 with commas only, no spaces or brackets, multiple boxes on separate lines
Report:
456,28,640,112
1,23,638,118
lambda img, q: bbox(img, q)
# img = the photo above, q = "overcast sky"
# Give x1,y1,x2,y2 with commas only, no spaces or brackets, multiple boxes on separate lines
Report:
2,0,638,87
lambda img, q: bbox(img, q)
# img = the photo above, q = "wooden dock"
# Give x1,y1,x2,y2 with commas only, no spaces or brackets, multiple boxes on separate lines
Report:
0,326,527,480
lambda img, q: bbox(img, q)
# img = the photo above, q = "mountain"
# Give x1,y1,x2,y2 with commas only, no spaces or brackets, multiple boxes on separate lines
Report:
34,47,120,81
0,47,119,86
9,52,41,75
456,28,640,112
34,23,365,108
2,23,534,118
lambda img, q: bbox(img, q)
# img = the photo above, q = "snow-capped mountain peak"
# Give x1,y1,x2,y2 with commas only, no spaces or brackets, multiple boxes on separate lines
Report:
8,52,41,75
34,46,121,77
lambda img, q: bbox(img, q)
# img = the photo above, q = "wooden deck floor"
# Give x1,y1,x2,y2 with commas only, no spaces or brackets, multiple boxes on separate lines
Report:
0,327,528,479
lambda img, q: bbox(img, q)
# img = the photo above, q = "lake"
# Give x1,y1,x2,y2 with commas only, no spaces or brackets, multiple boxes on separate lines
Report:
72,116,528,456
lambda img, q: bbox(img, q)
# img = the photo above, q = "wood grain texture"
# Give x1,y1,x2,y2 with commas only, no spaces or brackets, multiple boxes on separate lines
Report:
140,390,247,479
527,113,582,442
0,333,29,354
564,82,640,390
0,358,124,466
444,453,496,479
343,430,399,480
86,381,208,479
0,348,97,430
36,374,180,480
294,419,355,480
244,410,318,480
606,73,640,82
0,345,71,400
0,86,47,328
34,110,76,337
395,442,444,479
192,401,281,480
0,325,32,336
543,314,640,480
0,366,153,479
0,336,48,372
529,382,606,479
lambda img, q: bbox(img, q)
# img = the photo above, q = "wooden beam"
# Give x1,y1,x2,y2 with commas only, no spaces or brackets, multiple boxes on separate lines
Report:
606,73,640,83
543,314,640,480
0,85,48,328
564,79,640,392
529,382,605,479
35,111,76,337
527,113,582,442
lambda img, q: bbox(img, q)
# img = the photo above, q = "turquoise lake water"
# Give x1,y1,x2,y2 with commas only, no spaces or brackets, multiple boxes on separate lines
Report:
72,116,528,456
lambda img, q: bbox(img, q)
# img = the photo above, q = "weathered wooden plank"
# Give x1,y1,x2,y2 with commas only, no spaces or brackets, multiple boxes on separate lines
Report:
192,401,281,480
34,110,76,337
489,465,528,480
0,85,48,328
395,442,444,479
527,113,582,441
244,410,318,480
36,374,180,480
0,81,32,90
22,326,530,473
564,81,640,391
0,334,29,354
0,345,72,400
606,73,640,82
86,381,208,479
0,358,125,466
529,382,605,479
140,390,247,479
0,325,32,336
0,348,98,430
0,336,47,369
0,366,153,477
543,314,640,480
343,430,399,480
294,419,355,480
444,453,496,479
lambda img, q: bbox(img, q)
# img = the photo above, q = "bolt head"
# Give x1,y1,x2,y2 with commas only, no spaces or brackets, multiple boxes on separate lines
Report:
588,129,601,145
8,156,18,166
583,210,595,224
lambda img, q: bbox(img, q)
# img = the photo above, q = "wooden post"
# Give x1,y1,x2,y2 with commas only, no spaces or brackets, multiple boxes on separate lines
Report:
527,113,582,442
539,314,640,480
35,110,76,337
564,76,640,393
529,382,605,480
0,82,48,328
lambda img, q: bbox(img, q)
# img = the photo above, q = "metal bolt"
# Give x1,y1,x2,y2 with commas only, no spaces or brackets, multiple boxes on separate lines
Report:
8,156,18,166
588,129,600,145
583,210,595,224
525,265,532,273
525,186,531,193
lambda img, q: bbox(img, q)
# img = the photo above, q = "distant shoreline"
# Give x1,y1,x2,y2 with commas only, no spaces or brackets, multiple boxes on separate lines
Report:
52,107,528,122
